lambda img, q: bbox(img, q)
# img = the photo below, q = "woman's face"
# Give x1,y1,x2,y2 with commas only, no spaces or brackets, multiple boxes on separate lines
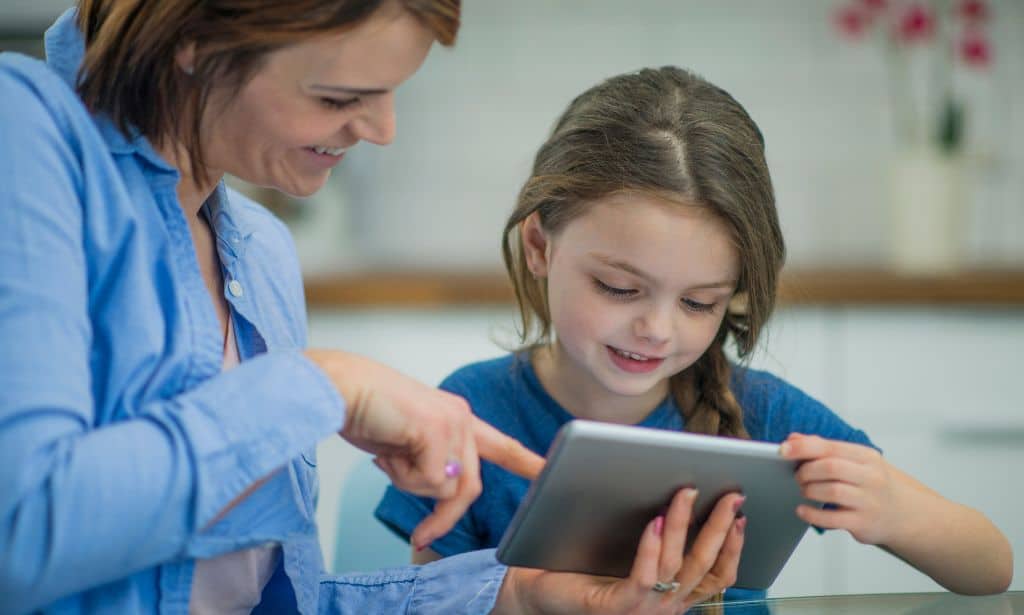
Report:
201,5,435,196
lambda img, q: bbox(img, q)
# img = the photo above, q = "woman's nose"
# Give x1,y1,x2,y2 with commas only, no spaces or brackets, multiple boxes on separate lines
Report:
349,92,396,146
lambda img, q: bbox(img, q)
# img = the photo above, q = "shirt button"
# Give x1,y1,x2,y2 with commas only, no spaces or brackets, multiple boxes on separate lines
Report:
228,279,244,297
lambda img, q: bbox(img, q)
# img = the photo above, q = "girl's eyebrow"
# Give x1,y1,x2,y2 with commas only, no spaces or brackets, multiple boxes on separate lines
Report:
309,83,389,96
591,253,736,290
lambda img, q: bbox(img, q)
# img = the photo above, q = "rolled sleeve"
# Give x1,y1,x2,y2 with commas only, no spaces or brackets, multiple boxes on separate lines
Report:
318,549,507,615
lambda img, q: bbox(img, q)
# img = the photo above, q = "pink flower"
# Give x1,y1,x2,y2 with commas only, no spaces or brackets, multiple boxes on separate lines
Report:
960,30,992,68
896,3,936,43
834,4,869,39
957,0,989,22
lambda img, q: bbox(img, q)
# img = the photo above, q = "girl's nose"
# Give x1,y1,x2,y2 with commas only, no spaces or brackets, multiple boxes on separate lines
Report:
633,304,673,345
349,92,397,146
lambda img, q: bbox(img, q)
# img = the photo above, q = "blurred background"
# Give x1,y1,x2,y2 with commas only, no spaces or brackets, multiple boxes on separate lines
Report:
3,0,1021,598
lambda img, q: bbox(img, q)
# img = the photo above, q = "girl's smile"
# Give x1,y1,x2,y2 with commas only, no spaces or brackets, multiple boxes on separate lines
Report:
607,346,665,374
523,191,739,424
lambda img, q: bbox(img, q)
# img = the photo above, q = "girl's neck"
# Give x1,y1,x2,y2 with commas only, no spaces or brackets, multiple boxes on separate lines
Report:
530,343,669,425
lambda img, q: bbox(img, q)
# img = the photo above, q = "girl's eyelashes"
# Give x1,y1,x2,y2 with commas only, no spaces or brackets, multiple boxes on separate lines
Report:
682,298,716,313
593,277,717,313
593,278,637,298
319,96,360,111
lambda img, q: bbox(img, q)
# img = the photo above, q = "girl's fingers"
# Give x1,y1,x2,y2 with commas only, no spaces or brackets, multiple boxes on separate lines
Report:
794,457,868,486
657,488,697,583
781,434,881,464
796,504,860,531
801,480,861,509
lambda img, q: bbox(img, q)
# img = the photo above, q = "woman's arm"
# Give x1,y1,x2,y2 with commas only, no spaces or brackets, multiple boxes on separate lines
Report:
782,433,1013,595
0,61,347,612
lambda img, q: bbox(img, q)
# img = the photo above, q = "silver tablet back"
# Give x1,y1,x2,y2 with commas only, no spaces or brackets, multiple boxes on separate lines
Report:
496,420,812,589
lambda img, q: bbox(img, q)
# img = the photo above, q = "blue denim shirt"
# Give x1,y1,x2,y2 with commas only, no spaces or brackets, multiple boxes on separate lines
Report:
0,10,505,615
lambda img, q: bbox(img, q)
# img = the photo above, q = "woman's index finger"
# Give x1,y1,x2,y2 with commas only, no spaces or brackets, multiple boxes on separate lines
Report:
472,418,545,480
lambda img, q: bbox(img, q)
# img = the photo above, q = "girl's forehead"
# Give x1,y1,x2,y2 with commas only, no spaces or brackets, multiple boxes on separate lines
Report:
557,195,740,283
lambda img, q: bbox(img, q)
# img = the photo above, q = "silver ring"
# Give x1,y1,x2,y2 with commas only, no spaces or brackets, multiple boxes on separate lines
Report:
652,580,680,593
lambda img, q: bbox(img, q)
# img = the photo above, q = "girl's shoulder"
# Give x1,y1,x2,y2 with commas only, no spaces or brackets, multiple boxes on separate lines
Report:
440,352,524,395
731,365,873,447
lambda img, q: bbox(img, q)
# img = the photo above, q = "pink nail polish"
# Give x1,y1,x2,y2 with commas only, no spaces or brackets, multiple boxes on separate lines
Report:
736,517,747,533
654,515,665,536
732,496,746,513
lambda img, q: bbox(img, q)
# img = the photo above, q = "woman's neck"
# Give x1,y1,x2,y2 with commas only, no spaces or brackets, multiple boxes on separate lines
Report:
154,139,222,220
530,343,669,425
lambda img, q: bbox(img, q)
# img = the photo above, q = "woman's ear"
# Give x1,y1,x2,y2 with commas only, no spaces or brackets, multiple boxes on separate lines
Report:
520,212,551,279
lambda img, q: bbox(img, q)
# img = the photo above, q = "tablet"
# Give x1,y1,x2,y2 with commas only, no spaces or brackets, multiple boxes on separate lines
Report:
496,420,813,590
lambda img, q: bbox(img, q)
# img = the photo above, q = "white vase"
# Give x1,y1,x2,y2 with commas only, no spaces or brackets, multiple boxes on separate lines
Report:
888,146,968,274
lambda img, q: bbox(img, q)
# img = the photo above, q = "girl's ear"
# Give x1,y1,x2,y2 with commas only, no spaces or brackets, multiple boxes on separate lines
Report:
175,41,197,75
520,212,551,278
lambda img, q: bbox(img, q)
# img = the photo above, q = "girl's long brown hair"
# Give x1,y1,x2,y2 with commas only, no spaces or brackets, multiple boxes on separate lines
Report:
502,67,785,439
74,0,459,185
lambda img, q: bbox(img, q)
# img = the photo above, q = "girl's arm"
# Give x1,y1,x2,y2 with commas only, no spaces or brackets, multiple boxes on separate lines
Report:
781,433,1013,595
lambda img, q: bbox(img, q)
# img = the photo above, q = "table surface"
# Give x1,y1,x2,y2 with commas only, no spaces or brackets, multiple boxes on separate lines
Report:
690,591,1023,614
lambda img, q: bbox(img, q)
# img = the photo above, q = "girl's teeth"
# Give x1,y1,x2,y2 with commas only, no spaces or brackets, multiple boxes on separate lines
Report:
614,348,650,361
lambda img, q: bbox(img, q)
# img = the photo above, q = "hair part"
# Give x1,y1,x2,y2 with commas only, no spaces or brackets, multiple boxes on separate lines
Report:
74,0,460,186
502,66,786,439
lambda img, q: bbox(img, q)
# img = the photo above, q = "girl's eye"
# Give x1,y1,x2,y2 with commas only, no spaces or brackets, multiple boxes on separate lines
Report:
594,279,637,298
319,96,360,111
682,298,715,313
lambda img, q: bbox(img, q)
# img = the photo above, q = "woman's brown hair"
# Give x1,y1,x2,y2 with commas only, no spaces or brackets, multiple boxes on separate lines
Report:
502,66,786,439
74,0,460,185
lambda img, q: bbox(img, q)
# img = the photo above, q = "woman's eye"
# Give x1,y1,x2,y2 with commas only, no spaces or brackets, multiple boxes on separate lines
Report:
682,298,715,313
594,279,636,298
319,96,360,111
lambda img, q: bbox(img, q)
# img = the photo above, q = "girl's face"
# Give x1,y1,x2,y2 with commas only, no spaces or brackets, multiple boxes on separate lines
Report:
523,192,740,421
199,5,435,196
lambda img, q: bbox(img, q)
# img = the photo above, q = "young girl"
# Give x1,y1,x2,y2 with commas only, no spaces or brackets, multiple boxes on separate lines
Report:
375,66,1012,602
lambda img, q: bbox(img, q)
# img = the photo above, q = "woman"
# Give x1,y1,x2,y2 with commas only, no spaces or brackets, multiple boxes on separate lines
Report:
0,1,743,613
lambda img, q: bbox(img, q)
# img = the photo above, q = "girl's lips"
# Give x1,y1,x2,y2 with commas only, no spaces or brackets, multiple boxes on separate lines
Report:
606,345,664,374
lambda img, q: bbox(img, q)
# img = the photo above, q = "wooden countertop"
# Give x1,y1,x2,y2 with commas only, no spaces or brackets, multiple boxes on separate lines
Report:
303,268,1024,308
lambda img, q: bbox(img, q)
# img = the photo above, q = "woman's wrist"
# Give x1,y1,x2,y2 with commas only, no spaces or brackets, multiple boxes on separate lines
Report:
303,349,363,423
492,567,538,615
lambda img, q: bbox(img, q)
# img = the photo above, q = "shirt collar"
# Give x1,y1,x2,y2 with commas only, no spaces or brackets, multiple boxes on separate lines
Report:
44,8,175,171
43,9,255,248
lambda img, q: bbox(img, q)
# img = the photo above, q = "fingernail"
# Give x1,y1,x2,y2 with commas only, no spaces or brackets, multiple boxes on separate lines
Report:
732,496,746,513
779,442,791,457
654,515,665,536
444,460,462,479
737,517,747,534
684,488,698,502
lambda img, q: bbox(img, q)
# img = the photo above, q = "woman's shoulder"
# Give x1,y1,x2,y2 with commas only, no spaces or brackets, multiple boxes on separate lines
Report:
0,52,89,131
